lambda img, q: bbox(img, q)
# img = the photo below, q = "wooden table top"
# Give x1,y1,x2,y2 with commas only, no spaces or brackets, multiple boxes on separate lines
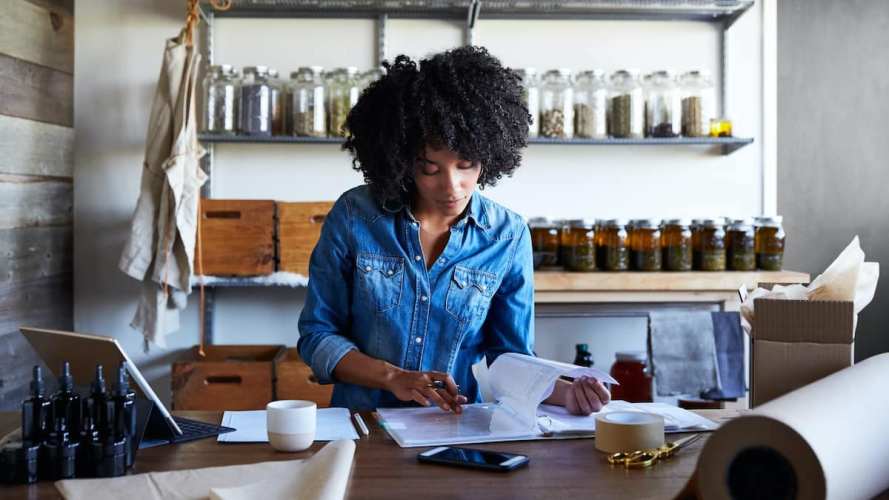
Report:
0,410,739,500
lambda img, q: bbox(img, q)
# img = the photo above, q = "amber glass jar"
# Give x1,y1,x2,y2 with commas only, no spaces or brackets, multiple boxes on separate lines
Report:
529,217,560,270
563,219,596,272
696,218,726,271
596,219,629,271
755,216,786,271
661,218,692,271
609,351,653,403
629,219,662,271
557,219,571,268
690,218,704,270
726,218,756,271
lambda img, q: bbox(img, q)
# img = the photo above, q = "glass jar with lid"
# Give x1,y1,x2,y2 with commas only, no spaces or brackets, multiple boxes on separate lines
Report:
608,69,644,138
610,351,653,403
558,218,573,268
644,70,680,138
358,67,384,92
629,219,662,271
239,65,273,136
528,217,560,270
288,66,326,138
515,68,541,138
661,218,692,271
563,219,596,272
696,218,726,271
202,64,239,134
726,218,756,271
596,218,629,271
679,70,716,138
755,216,786,271
573,70,607,139
539,69,574,138
268,68,287,136
326,67,360,137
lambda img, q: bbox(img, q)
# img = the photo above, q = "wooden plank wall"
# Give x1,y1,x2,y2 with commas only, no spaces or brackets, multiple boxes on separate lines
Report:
0,0,74,409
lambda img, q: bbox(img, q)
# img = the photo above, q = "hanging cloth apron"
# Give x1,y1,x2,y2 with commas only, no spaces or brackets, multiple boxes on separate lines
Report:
119,30,207,349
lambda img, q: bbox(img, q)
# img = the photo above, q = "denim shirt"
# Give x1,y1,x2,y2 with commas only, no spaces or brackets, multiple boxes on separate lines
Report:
297,185,535,410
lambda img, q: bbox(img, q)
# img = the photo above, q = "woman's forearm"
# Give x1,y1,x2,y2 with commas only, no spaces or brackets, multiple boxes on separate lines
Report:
332,349,404,391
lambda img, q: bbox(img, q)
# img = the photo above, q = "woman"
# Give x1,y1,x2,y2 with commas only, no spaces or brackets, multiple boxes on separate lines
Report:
298,47,610,415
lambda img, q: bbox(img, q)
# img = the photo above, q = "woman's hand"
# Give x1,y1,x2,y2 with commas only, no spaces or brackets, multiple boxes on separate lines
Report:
565,376,611,415
385,369,468,413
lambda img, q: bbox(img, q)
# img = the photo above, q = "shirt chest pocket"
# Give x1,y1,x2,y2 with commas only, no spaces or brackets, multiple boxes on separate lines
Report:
356,253,404,313
445,266,497,322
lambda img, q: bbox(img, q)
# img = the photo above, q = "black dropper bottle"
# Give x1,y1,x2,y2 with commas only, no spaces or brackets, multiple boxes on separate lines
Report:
111,362,136,468
573,344,594,368
52,362,82,436
86,365,109,438
40,417,78,480
77,414,100,478
21,366,52,445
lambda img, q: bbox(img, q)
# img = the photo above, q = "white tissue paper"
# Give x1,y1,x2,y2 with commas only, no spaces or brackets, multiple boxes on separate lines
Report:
740,236,880,335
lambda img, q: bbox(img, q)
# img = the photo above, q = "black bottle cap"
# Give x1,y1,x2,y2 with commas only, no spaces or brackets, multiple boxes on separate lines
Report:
576,343,590,352
29,366,45,397
58,361,74,392
91,365,106,395
113,362,130,397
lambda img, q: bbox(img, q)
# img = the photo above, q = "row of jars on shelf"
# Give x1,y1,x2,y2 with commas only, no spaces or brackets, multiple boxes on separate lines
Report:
517,68,731,140
202,64,384,138
529,216,785,272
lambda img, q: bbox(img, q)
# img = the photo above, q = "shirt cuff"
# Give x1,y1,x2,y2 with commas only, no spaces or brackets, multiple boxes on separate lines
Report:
308,334,358,385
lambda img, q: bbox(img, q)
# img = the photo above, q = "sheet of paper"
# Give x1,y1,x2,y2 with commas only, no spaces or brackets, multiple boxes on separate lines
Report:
538,401,719,434
217,407,359,443
376,403,533,448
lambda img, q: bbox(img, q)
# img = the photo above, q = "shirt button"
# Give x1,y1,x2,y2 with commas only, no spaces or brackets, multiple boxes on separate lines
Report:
421,295,428,302
364,266,372,272
480,285,487,291
387,270,394,276
415,337,423,344
415,255,422,261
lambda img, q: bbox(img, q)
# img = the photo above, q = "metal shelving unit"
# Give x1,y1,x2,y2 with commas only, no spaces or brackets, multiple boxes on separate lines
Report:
195,0,758,344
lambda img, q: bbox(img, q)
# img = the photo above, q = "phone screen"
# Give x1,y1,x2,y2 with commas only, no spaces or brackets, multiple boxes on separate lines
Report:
420,446,527,470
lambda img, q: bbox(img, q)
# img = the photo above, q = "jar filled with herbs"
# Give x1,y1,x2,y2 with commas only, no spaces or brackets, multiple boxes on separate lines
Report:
629,219,662,271
644,70,680,138
529,217,560,270
540,69,574,138
202,64,239,134
661,218,692,271
696,218,726,271
239,65,273,136
516,68,541,138
558,218,573,268
573,70,607,139
608,69,644,138
268,69,287,136
596,218,629,271
679,70,716,138
755,216,786,271
326,67,360,137
564,219,596,272
288,66,326,138
726,218,756,271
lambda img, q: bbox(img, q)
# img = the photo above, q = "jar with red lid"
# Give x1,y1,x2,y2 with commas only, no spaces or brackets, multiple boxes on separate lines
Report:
609,351,653,403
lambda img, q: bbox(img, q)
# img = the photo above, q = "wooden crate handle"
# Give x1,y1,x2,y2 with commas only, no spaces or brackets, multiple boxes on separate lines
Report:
205,210,242,219
310,214,326,224
204,375,243,385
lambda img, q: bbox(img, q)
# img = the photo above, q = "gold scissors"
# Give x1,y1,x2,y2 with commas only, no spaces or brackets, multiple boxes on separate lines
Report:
606,433,703,469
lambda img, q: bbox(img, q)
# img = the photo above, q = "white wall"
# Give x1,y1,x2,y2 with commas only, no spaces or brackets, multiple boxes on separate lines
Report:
75,0,767,404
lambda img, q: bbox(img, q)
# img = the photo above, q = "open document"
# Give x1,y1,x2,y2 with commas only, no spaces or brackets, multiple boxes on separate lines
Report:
376,353,718,448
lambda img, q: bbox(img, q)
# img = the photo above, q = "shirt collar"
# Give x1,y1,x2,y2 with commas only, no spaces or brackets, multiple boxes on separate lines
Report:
400,192,490,231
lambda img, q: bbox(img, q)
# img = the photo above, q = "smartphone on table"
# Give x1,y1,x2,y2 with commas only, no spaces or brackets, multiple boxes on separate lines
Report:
418,446,529,472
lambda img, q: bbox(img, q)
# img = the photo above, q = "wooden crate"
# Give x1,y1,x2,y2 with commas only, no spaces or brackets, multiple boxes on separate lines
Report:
277,201,333,276
198,199,276,276
171,345,285,411
275,348,332,408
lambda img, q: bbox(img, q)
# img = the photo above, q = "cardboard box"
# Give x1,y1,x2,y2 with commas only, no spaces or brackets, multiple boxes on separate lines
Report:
750,298,854,407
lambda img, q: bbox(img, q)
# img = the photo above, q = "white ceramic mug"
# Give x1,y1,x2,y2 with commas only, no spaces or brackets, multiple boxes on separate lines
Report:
266,400,317,452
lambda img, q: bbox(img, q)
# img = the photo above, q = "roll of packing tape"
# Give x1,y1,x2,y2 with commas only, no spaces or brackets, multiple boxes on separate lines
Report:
595,412,665,453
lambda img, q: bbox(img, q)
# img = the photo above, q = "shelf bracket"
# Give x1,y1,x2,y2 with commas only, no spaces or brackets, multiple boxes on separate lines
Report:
376,13,387,66
465,0,480,46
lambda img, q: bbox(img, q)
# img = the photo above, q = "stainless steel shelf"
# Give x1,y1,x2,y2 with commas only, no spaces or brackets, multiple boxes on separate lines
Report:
208,1,754,26
198,133,754,154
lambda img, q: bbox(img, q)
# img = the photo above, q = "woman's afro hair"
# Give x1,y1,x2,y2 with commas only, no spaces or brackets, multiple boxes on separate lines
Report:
343,46,531,207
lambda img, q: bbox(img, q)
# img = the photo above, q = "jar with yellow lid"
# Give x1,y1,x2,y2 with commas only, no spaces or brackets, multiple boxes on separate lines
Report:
755,216,785,271
528,217,560,270
696,218,726,271
629,219,662,271
563,219,596,272
596,219,629,271
661,218,692,271
726,218,756,271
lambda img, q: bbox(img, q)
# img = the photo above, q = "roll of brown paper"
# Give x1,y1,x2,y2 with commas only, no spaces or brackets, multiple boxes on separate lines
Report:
696,353,889,500
594,411,665,453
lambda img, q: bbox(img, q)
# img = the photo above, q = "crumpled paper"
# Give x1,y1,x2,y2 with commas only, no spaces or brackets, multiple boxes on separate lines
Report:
740,236,880,335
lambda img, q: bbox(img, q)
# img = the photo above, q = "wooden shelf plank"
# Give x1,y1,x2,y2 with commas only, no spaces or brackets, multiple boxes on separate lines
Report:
534,271,810,292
